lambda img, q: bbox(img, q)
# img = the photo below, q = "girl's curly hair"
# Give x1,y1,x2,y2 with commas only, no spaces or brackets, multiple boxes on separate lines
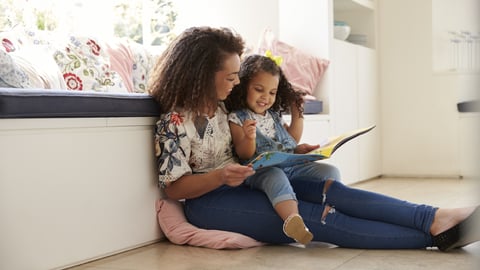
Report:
224,54,304,116
148,26,245,114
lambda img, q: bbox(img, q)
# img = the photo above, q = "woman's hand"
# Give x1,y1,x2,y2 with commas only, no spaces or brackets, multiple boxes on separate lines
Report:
294,143,320,154
165,163,255,200
220,163,255,187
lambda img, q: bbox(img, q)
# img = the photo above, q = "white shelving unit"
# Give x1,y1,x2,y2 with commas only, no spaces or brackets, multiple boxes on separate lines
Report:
331,0,380,183
279,0,380,184
334,0,376,49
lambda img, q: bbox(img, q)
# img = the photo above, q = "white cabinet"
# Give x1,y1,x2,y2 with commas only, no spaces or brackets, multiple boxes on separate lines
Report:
0,118,162,270
330,0,381,184
357,45,381,180
330,40,380,184
330,40,360,184
279,0,380,184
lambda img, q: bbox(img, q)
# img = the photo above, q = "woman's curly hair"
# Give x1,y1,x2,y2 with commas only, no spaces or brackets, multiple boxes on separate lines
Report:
148,26,245,114
224,54,304,116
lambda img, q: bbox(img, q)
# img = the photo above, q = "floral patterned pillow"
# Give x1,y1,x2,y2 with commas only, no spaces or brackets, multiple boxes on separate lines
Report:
0,49,30,88
104,38,162,94
0,46,67,89
53,35,128,92
128,41,160,93
0,30,28,87
0,28,29,51
0,29,66,89
0,29,140,93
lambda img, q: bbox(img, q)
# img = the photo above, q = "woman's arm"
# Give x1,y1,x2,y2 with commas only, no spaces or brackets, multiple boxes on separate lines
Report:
156,112,254,200
229,120,257,160
164,163,255,200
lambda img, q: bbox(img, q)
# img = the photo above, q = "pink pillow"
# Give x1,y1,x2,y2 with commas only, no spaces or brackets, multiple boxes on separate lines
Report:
155,199,265,249
256,29,329,96
106,39,135,93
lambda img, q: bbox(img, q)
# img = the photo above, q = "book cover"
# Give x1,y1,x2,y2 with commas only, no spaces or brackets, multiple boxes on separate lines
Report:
247,125,376,170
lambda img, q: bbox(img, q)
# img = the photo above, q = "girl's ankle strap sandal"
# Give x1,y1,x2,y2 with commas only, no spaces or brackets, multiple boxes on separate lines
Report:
283,214,313,245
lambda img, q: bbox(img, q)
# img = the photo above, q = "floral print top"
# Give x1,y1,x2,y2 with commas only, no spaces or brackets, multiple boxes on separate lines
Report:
154,104,235,187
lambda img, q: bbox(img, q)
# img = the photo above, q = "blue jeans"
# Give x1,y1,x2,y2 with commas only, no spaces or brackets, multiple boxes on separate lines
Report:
244,162,341,206
184,163,438,249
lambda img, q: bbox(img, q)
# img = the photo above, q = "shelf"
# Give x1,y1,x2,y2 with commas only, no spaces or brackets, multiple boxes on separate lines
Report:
333,38,376,51
283,114,331,122
334,0,375,12
333,0,376,49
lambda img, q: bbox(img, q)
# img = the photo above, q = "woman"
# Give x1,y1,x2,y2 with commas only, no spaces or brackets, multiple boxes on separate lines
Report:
149,26,479,251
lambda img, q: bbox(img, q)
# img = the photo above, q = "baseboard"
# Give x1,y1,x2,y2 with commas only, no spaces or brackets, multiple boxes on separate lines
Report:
377,174,462,180
56,238,165,270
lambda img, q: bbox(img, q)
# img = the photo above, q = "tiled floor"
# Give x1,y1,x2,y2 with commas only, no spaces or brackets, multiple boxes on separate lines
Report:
68,177,480,270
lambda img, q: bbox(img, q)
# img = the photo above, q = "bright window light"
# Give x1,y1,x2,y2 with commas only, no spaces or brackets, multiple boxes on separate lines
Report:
0,0,177,46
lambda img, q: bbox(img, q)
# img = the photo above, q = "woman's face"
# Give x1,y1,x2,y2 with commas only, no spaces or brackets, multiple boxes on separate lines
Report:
215,54,241,101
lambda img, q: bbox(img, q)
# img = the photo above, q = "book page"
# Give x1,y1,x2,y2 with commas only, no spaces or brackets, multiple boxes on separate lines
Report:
307,125,376,157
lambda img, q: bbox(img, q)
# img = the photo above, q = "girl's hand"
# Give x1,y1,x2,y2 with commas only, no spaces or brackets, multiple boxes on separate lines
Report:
294,143,320,154
242,119,257,140
220,163,255,187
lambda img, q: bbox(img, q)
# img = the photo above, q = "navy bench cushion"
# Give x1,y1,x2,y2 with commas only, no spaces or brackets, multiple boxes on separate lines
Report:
0,88,160,118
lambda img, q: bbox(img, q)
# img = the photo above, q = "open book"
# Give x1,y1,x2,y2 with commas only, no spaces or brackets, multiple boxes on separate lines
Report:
247,125,376,170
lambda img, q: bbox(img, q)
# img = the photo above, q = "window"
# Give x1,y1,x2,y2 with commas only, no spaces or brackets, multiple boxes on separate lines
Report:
0,0,177,47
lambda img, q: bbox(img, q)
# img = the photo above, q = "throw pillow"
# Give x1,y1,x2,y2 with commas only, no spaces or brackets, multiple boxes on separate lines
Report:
53,35,128,92
155,198,265,249
0,42,67,89
256,29,329,96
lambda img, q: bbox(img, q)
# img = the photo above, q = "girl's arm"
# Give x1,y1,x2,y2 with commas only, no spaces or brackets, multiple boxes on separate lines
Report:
285,102,304,143
229,120,257,160
164,164,255,200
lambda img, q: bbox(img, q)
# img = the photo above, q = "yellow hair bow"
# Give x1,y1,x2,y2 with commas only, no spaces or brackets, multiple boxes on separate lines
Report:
265,50,283,66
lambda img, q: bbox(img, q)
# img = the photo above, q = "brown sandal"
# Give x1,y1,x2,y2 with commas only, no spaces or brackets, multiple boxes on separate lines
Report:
283,214,313,245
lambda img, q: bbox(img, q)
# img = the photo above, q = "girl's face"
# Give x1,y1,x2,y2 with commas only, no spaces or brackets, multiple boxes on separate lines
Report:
215,54,241,101
246,71,279,115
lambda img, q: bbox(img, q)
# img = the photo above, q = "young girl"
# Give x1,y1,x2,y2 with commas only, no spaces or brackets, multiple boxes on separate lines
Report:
225,54,319,245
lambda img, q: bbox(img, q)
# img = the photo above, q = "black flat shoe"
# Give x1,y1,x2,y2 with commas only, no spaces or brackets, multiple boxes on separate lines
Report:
433,206,480,252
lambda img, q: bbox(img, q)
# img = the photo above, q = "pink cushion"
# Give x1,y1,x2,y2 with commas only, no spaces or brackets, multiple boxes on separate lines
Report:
256,29,329,96
155,198,265,249
106,39,136,93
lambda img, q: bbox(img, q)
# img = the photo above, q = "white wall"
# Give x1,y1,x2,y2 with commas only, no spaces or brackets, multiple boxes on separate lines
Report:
378,0,479,177
173,0,278,48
